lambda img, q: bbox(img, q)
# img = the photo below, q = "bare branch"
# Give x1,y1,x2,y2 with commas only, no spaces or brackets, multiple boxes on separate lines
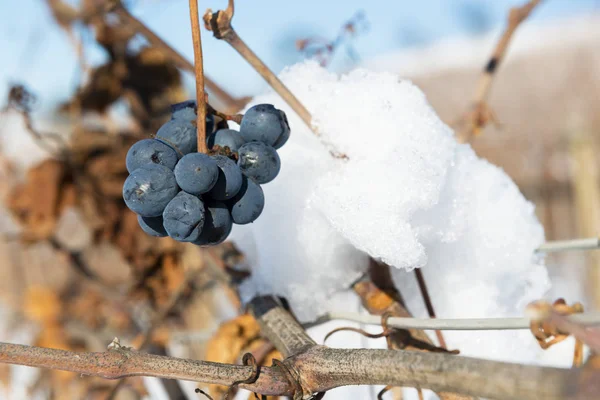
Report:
248,296,315,358
292,346,581,400
0,338,589,399
456,0,542,142
0,342,293,396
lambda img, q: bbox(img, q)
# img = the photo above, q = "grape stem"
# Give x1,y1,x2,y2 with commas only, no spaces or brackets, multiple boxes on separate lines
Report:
203,1,348,159
203,1,313,134
189,0,209,154
112,0,248,114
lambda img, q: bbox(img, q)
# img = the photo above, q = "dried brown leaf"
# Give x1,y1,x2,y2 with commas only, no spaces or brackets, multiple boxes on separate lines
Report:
7,159,66,241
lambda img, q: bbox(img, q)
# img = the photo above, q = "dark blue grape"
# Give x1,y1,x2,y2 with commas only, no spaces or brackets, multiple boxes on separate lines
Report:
207,155,243,200
237,142,280,184
171,101,215,134
126,139,178,173
240,104,290,147
162,191,205,242
123,164,179,217
137,215,167,237
206,114,215,135
174,153,219,195
171,100,196,120
272,114,290,150
156,119,197,156
207,129,245,152
227,176,265,224
193,201,232,246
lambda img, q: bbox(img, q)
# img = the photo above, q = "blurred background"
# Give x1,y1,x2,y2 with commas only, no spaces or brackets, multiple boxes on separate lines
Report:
0,0,599,399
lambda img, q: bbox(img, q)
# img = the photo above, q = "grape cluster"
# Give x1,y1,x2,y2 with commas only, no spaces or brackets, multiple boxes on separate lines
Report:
122,101,289,246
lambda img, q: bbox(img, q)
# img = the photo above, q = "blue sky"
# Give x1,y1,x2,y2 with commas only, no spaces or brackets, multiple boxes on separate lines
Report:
1,0,598,112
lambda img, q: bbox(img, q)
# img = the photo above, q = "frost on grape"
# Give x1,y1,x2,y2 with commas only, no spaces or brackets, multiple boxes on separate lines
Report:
230,62,560,367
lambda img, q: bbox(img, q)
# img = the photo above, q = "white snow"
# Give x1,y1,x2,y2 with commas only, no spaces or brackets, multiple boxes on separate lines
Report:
229,61,582,375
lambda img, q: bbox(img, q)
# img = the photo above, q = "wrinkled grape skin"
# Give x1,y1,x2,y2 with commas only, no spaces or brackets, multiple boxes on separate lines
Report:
240,104,290,147
237,142,281,184
162,191,205,242
171,101,215,134
126,139,179,173
227,176,265,225
207,129,245,152
156,119,197,156
193,201,233,246
207,155,243,200
174,153,219,195
123,164,179,217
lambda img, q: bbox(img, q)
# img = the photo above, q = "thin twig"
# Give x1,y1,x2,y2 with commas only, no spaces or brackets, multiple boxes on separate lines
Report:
527,301,600,354
414,269,447,348
189,0,208,153
536,237,600,253
112,1,247,112
456,0,542,143
202,1,312,132
320,311,600,331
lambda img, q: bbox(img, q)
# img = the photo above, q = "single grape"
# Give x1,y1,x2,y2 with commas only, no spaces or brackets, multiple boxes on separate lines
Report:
171,101,215,135
227,176,265,224
171,100,196,120
193,201,233,246
126,139,178,173
174,153,219,195
123,164,179,217
237,142,280,184
137,215,167,237
162,191,205,242
207,129,245,152
239,104,290,147
207,155,243,200
156,119,197,156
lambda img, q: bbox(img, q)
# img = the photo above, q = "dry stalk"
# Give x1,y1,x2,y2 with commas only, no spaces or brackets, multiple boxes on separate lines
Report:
112,1,248,112
202,0,313,133
189,0,208,153
456,0,542,143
